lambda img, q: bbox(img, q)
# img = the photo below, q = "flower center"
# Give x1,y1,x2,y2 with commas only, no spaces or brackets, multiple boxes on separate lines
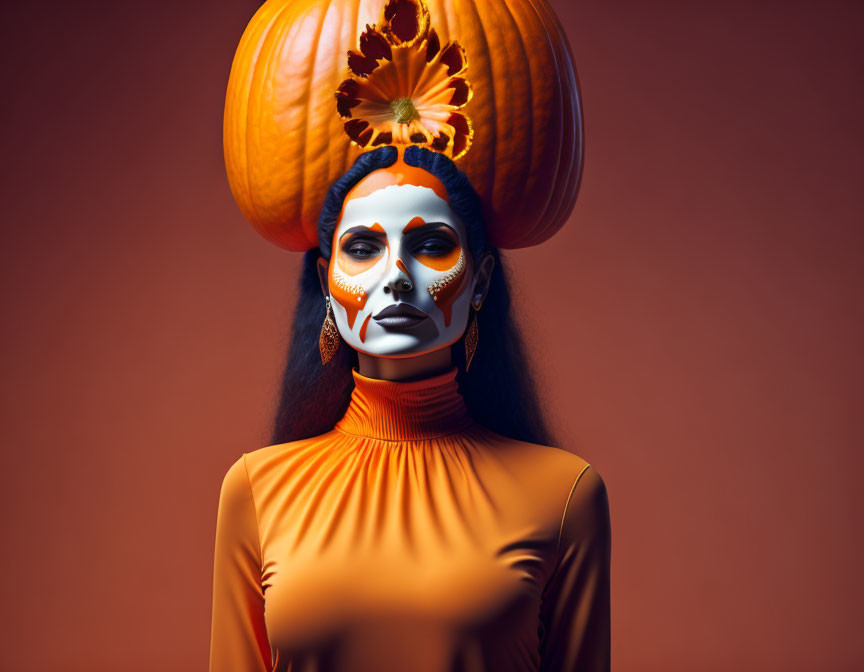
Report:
390,97,420,124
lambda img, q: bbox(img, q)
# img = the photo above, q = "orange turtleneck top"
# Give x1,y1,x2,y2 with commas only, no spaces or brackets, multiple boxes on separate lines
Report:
209,367,611,672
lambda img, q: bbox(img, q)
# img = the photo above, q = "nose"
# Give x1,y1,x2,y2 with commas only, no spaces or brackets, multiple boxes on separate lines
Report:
383,258,414,294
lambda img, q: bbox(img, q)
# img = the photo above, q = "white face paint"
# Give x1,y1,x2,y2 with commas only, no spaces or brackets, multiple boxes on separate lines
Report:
328,184,475,357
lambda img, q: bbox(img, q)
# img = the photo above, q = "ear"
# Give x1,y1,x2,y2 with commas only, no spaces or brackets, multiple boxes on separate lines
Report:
470,253,495,309
316,256,330,297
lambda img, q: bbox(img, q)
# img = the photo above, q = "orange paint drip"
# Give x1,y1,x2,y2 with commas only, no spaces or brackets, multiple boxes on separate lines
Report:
329,263,368,329
359,314,372,343
430,265,468,328
395,258,411,277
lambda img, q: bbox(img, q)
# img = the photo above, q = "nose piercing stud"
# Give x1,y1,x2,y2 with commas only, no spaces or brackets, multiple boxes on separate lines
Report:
398,279,413,291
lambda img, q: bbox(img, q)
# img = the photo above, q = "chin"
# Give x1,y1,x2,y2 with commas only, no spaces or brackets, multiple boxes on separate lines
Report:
351,333,459,358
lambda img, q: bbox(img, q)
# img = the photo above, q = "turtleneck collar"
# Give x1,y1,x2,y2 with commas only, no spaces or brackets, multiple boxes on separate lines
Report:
334,367,475,441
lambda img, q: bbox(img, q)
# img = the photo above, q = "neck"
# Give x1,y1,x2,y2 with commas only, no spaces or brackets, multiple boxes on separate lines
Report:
356,346,453,382
335,364,474,440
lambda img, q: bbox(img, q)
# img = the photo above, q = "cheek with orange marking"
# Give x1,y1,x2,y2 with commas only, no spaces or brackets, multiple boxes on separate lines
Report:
328,261,369,330
358,314,372,343
329,224,388,330
426,249,468,328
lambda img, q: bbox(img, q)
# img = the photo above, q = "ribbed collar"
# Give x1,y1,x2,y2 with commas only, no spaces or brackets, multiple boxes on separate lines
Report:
334,367,475,441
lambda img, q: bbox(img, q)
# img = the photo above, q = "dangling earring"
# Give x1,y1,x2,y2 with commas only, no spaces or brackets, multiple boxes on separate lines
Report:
319,295,340,365
465,302,480,371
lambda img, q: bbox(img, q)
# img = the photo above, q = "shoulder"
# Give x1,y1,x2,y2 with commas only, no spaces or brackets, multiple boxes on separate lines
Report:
218,454,253,505
520,443,608,533
214,455,259,540
559,462,611,550
224,430,342,497
474,426,595,494
240,432,330,474
470,427,606,532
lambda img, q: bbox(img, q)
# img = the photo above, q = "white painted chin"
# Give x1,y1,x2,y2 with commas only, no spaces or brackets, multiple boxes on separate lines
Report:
332,290,473,358
361,312,470,358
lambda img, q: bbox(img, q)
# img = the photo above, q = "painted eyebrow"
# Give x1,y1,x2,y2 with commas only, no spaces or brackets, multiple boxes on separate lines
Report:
338,224,387,243
401,221,458,236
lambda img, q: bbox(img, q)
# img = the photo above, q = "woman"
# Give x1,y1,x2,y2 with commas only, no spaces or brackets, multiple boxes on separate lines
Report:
210,1,610,670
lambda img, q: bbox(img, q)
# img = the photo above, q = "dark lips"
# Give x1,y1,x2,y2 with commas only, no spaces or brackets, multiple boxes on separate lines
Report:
372,303,429,329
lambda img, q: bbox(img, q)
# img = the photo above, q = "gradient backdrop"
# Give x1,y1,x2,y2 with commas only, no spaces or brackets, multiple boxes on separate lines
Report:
1,0,861,670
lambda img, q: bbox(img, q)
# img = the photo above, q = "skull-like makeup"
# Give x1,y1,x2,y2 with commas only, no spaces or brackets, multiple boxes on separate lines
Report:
327,179,475,357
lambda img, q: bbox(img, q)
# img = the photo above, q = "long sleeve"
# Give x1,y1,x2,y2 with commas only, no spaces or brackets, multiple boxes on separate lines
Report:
539,464,612,672
209,454,273,672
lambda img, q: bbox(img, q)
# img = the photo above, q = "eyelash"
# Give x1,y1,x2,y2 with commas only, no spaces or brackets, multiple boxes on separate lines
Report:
345,241,382,258
413,236,456,255
343,237,456,260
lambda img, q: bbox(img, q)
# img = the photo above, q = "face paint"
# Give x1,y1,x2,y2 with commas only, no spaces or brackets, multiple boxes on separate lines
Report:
403,215,469,327
328,222,389,328
358,313,372,343
328,263,369,329
426,248,468,327
328,180,475,358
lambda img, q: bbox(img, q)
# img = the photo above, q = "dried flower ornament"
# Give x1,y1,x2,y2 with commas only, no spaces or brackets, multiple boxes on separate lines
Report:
335,0,474,159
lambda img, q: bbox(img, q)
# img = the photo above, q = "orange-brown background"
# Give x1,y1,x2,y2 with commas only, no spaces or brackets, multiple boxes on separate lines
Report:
1,0,861,670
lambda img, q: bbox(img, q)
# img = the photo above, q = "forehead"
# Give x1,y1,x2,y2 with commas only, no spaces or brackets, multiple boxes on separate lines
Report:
337,185,461,235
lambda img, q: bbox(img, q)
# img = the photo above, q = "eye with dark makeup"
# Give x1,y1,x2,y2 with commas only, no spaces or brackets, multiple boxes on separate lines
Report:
410,229,459,257
342,236,384,260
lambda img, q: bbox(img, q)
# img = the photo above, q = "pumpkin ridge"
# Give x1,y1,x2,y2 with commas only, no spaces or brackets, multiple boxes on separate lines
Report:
296,2,331,245
526,0,569,246
459,0,497,196
505,0,560,247
231,0,292,229
497,0,532,217
246,0,299,233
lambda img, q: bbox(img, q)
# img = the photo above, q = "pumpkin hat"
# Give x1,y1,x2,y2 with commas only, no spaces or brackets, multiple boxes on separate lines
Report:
224,0,583,251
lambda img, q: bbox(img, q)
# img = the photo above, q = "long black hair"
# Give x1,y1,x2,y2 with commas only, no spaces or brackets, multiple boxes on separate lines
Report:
270,145,554,446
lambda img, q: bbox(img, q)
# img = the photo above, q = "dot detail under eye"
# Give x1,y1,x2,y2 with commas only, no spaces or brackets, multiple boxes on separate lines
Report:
332,266,366,298
427,249,466,302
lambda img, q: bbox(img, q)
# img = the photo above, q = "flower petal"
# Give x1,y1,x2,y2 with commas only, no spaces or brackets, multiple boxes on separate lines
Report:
356,126,374,146
425,28,440,62
344,118,370,142
431,131,450,153
348,50,378,77
448,112,472,158
448,77,471,107
439,42,466,76
382,0,429,46
335,79,361,118
360,26,392,61
372,130,393,146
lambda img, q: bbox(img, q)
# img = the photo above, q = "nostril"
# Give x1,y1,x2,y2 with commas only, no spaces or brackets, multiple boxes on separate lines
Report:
383,286,391,293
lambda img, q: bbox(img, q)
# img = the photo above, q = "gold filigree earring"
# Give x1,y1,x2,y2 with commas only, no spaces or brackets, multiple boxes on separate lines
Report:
319,296,340,365
465,301,480,371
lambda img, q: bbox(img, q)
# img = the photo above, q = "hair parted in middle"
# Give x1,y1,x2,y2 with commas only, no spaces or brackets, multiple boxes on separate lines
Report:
271,145,554,448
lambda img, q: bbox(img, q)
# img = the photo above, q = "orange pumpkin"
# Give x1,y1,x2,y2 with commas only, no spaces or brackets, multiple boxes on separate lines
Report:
224,0,583,251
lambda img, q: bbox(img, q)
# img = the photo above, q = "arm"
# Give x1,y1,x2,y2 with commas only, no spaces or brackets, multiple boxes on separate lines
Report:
539,465,612,672
209,455,273,672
